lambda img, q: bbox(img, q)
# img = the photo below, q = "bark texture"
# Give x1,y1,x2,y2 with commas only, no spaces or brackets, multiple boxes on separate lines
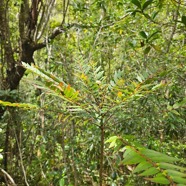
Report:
0,0,63,118
0,0,64,182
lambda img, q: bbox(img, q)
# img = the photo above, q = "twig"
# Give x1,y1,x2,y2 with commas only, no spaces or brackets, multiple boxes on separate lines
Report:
61,0,70,25
166,0,180,53
0,168,17,186
14,129,29,186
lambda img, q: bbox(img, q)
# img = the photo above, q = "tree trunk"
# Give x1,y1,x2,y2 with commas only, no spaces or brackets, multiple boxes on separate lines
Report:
0,0,63,118
0,1,65,183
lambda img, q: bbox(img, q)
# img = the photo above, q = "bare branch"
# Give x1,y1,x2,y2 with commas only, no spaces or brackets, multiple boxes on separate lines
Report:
35,0,56,41
14,128,29,186
34,27,65,50
61,0,70,25
166,0,181,53
0,168,17,186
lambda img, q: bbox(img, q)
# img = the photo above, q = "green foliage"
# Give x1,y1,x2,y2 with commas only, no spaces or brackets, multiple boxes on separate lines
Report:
1,0,186,185
106,136,186,185
22,60,185,185
22,62,79,103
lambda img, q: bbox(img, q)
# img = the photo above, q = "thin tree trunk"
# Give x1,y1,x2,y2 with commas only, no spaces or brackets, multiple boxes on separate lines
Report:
99,119,104,186
71,120,78,186
3,122,10,171
166,0,180,53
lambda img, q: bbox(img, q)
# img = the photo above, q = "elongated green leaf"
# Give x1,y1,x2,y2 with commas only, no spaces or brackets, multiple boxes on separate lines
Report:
181,15,186,26
110,80,116,87
166,170,186,178
105,136,118,143
123,148,145,164
106,136,119,148
152,11,159,19
66,106,83,113
150,156,178,163
173,98,186,109
123,154,145,164
95,66,102,74
37,66,64,84
131,0,141,9
140,149,178,163
142,0,153,11
23,62,66,87
159,163,186,172
172,176,186,184
0,154,3,160
144,46,151,54
139,31,148,39
23,63,53,82
140,167,159,176
149,176,170,184
133,161,152,173
95,71,104,80
23,62,79,101
151,82,164,91
59,178,65,186
148,30,160,41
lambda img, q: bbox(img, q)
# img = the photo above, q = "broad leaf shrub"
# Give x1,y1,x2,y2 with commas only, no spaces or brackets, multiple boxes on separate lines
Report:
21,62,186,185
2,62,185,185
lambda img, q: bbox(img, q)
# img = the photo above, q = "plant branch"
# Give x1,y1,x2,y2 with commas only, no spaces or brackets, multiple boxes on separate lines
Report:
61,0,70,25
0,168,17,186
99,118,105,186
14,128,29,186
166,0,180,53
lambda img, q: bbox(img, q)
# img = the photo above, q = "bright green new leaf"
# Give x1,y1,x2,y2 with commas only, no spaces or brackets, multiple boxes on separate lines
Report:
105,136,118,144
59,178,65,186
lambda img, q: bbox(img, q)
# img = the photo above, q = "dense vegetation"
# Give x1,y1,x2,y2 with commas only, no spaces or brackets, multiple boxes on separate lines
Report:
0,0,186,185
